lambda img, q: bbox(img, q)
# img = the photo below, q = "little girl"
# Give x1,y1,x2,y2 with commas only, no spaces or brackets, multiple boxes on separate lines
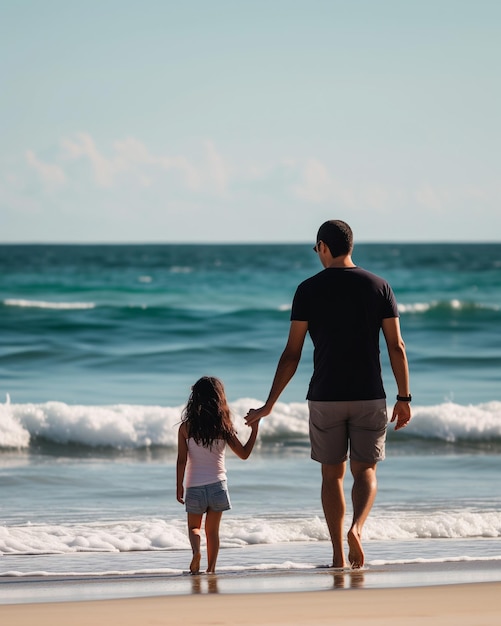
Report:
176,376,259,575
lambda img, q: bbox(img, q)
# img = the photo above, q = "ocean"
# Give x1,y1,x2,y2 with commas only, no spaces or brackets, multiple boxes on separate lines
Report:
0,243,500,602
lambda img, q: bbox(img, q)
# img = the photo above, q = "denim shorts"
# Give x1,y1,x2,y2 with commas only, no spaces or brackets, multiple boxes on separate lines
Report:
185,480,231,514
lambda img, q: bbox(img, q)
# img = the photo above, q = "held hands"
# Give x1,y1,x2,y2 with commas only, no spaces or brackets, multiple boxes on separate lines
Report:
391,401,412,431
245,405,271,426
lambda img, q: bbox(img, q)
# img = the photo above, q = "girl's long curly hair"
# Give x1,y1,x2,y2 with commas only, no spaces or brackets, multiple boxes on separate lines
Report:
181,376,235,447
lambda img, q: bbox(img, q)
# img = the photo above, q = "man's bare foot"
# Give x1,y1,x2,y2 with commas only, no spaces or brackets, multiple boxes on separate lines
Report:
347,528,364,569
332,556,347,569
190,552,201,575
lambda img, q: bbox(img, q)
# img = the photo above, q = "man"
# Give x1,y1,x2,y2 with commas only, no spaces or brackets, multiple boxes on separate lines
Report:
246,220,411,569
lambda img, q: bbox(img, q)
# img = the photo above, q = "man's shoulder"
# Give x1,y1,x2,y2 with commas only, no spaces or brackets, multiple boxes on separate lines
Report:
297,267,388,286
352,266,389,284
295,270,327,292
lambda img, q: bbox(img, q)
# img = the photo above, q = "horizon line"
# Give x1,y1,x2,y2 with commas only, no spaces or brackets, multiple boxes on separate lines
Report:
1,240,500,246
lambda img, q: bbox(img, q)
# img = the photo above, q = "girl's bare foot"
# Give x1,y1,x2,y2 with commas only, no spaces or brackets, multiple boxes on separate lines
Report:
190,552,201,575
347,528,364,569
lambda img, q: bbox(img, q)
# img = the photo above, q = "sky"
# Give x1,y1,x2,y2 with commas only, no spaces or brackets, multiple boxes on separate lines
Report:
1,0,500,243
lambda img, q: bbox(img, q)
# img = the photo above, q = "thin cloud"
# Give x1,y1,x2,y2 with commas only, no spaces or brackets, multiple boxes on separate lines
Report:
291,158,355,206
292,158,331,202
205,140,229,194
112,137,200,189
59,133,220,192
61,133,115,187
25,150,66,190
415,183,444,211
15,137,501,229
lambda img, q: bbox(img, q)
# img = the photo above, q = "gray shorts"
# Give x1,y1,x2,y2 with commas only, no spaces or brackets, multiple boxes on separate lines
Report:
308,399,388,465
185,480,231,514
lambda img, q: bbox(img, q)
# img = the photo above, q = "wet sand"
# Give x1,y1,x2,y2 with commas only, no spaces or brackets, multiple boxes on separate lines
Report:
1,581,500,626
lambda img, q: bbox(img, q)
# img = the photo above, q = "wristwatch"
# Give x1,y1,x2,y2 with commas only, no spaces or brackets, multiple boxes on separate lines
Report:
396,394,412,402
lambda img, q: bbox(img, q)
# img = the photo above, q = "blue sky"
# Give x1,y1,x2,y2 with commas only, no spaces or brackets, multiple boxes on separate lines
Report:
1,0,499,242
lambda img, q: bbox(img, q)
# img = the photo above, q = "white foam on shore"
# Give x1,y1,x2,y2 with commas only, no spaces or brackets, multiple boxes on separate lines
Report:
1,509,500,557
1,398,501,450
2,554,501,580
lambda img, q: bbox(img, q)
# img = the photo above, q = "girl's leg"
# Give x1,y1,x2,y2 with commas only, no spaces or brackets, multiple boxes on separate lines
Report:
187,512,203,574
205,509,223,573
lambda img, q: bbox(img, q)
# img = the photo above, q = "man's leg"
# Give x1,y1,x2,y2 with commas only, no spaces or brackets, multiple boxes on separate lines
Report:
321,462,347,568
347,460,378,568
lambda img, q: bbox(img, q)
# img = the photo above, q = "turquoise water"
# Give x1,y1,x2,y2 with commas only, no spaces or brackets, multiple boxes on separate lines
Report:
2,243,500,406
0,243,500,586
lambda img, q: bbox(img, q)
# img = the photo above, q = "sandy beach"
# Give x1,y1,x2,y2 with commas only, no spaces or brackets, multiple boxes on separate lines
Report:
0,581,499,626
2,562,501,625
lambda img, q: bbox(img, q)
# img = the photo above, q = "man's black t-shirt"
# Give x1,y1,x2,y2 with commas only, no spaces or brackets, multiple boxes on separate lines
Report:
291,267,399,401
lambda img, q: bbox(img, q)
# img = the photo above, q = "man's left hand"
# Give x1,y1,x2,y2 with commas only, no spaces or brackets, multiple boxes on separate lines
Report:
391,401,412,430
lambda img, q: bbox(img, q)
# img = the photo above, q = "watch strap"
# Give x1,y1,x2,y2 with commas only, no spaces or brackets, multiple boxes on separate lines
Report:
396,394,412,402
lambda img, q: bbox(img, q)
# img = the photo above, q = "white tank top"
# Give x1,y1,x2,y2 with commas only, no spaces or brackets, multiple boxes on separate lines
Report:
185,438,227,488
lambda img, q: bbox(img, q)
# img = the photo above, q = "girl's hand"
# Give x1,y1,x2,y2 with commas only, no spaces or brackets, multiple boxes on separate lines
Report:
177,487,185,504
245,406,269,425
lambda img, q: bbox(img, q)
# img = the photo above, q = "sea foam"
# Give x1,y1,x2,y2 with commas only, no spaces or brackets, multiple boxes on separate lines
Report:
0,509,499,556
398,300,501,314
1,398,501,450
3,299,95,310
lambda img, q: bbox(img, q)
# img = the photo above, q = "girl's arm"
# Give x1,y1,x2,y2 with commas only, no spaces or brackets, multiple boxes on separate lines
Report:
227,421,260,460
176,423,188,504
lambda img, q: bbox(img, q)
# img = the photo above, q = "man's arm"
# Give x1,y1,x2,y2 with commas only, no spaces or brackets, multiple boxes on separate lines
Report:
382,317,411,431
246,320,308,425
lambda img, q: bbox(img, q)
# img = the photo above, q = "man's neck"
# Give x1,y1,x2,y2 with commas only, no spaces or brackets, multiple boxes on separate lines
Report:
325,254,356,269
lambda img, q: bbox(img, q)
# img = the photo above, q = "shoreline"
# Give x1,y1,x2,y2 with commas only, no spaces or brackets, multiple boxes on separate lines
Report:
1,557,501,605
1,582,500,626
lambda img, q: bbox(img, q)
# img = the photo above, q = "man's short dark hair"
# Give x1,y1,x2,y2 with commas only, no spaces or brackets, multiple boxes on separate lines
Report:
317,220,353,257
